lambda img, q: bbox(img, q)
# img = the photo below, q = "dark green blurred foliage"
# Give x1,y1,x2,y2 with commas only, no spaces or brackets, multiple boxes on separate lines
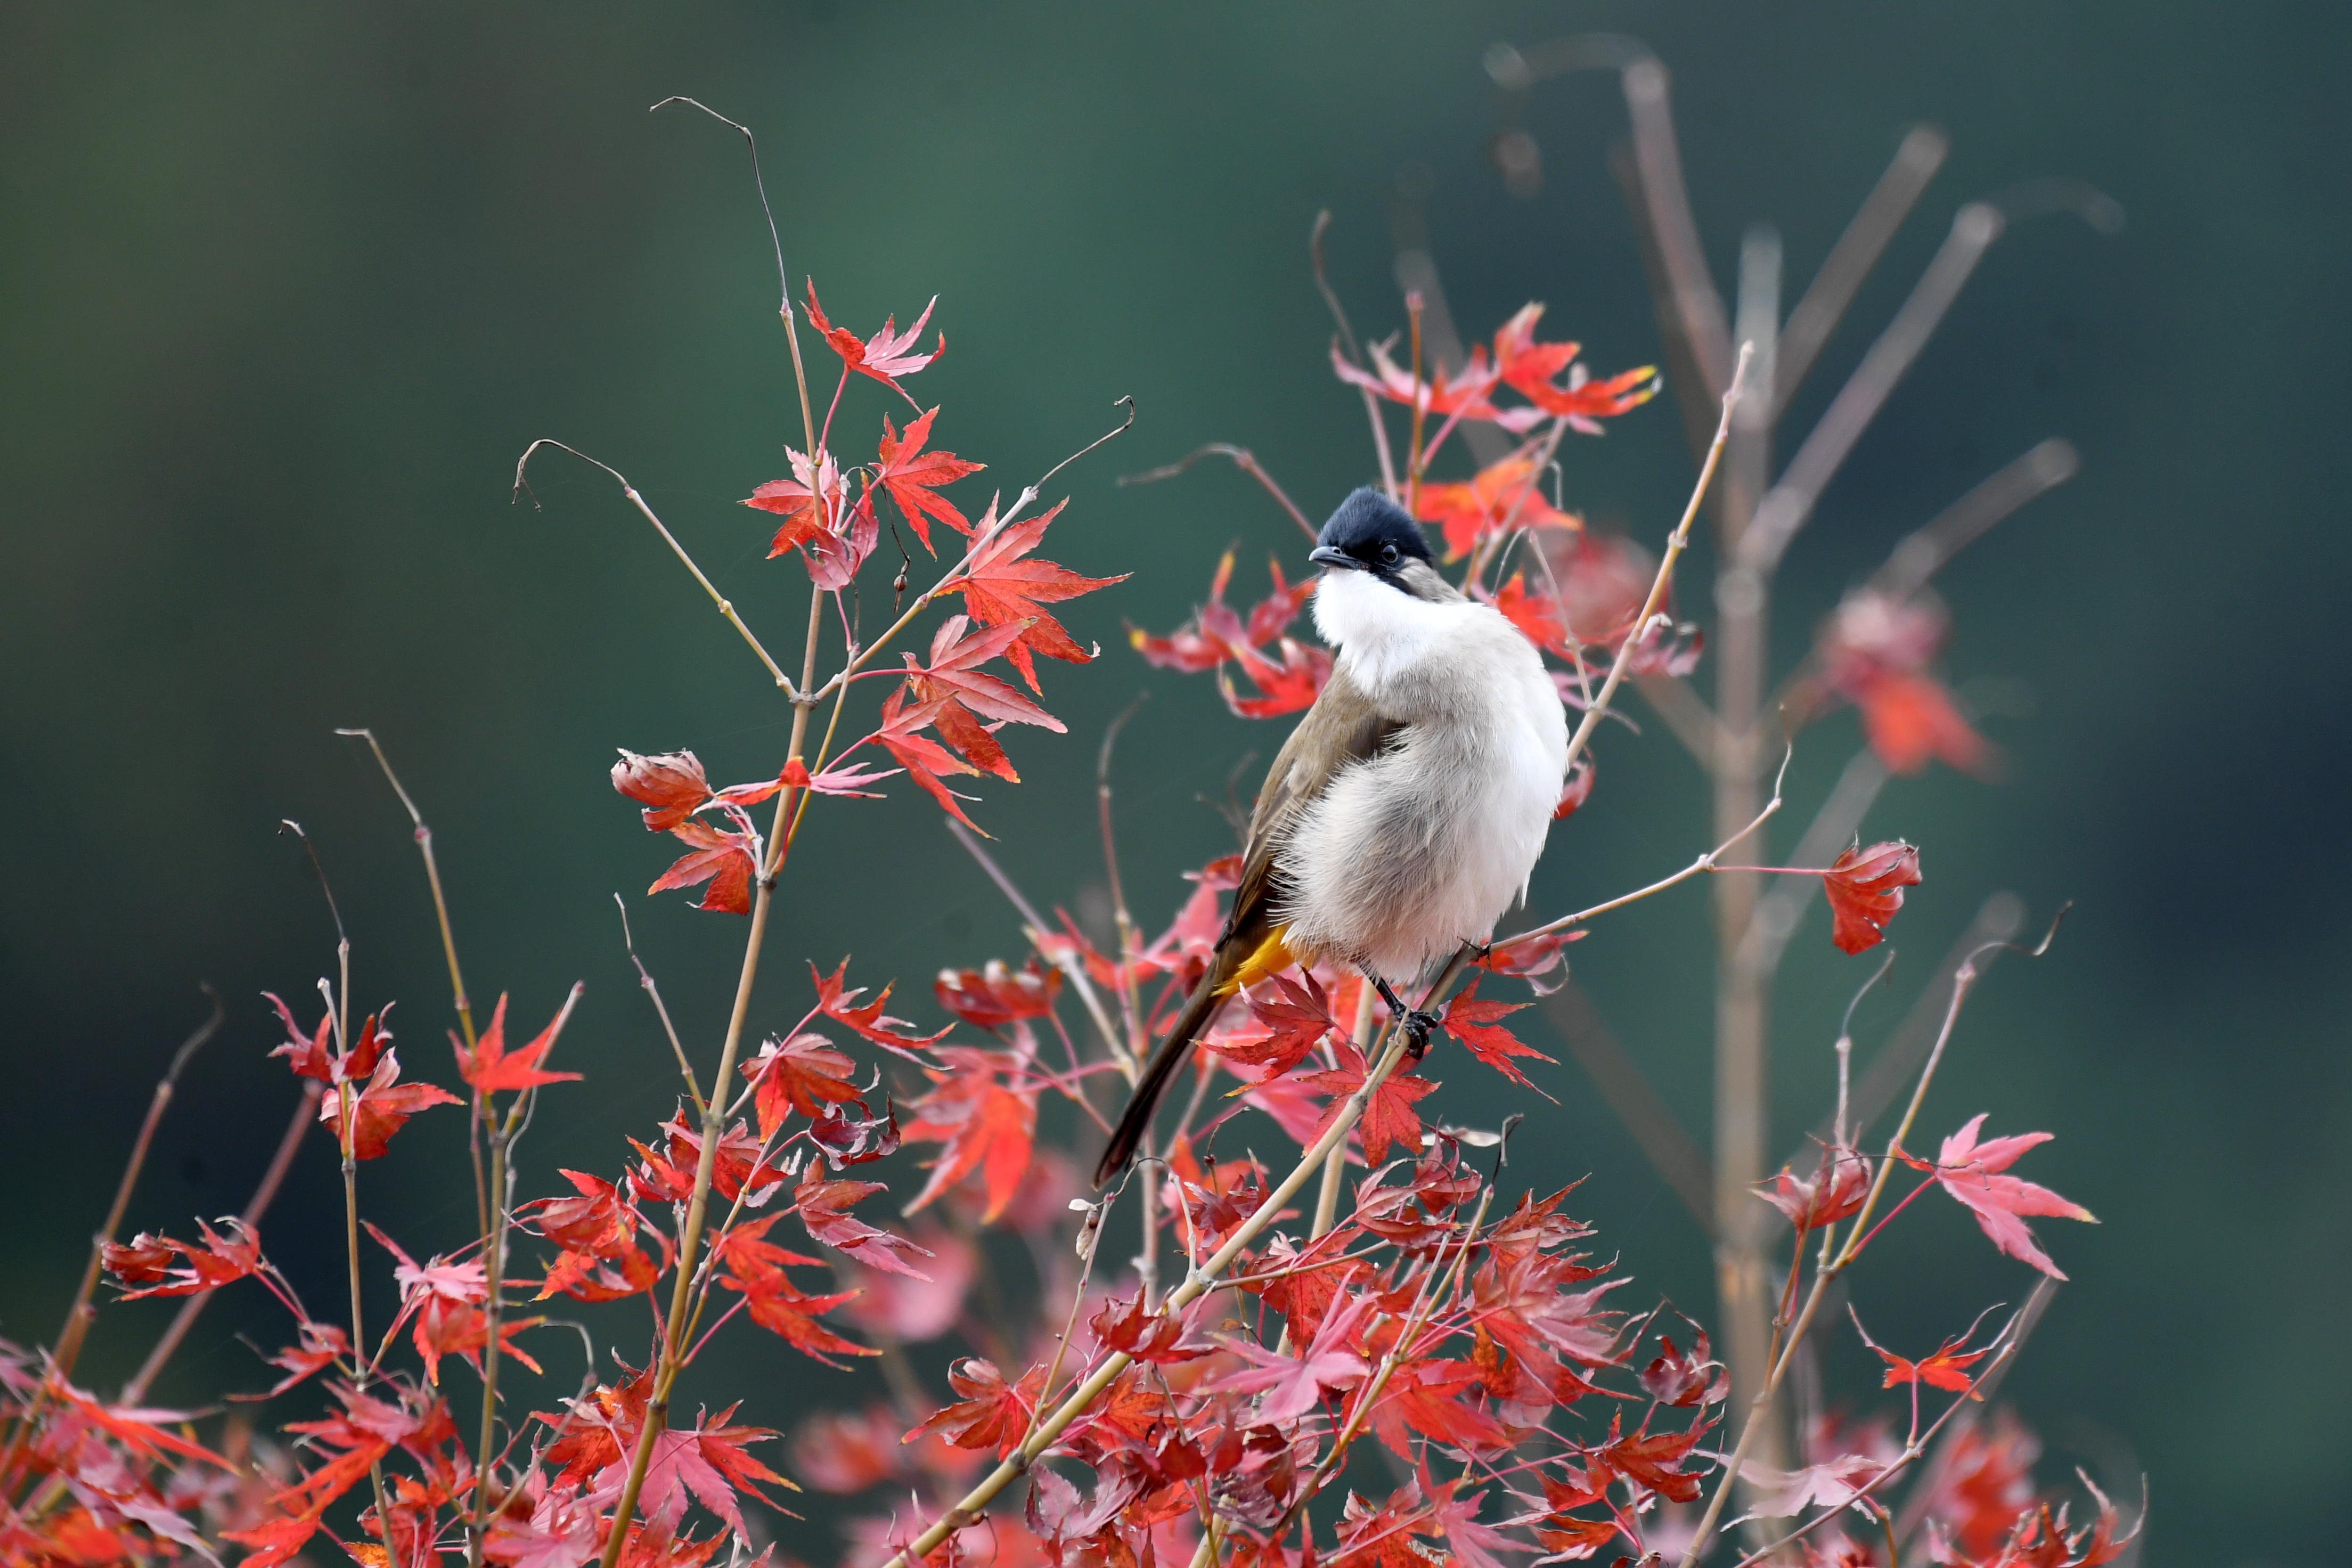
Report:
1,4,2344,1563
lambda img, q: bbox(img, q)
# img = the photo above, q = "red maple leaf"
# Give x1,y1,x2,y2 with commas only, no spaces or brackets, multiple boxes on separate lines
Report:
904,1358,1045,1458
1440,975,1556,1089
1822,840,1923,954
1361,1359,1508,1459
1299,1040,1440,1164
611,749,712,831
870,407,984,550
1856,1316,1993,1394
1209,970,1338,1077
711,1214,875,1367
524,1168,637,1255
1414,452,1580,561
743,1030,862,1136
743,444,843,559
1475,928,1583,996
901,1046,1039,1223
868,685,989,832
945,500,1128,693
649,819,758,916
1929,1114,2096,1278
1330,337,1540,430
322,1048,460,1159
1221,638,1332,718
1754,1145,1871,1232
811,957,949,1061
1491,570,1566,655
804,278,942,394
113,1218,266,1301
1205,1292,1371,1424
1587,1413,1709,1502
934,957,1062,1028
795,1172,934,1278
452,990,583,1095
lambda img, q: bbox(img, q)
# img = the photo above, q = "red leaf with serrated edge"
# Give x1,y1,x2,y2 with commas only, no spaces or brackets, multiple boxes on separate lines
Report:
811,957,950,1061
1089,1292,1203,1365
115,1218,265,1301
1588,1412,1708,1502
1440,975,1556,1089
1414,452,1580,562
946,499,1128,693
612,749,712,831
810,1097,901,1169
868,687,990,834
1209,970,1338,1076
452,990,582,1094
743,1031,861,1137
524,1169,635,1254
1640,1329,1729,1408
1221,638,1332,718
1361,1359,1508,1459
934,958,1062,1027
901,1047,1038,1223
1755,1146,1871,1232
711,1213,875,1367
795,1172,933,1278
904,1358,1044,1458
649,819,757,915
804,279,942,390
321,1049,461,1160
744,445,843,559
1205,1293,1370,1424
1931,1114,2096,1279
871,407,984,551
1867,1328,1991,1394
1823,839,1923,954
1298,1041,1439,1164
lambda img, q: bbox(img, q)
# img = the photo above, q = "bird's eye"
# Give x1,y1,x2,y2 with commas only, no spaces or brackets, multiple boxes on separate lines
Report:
1379,542,1400,565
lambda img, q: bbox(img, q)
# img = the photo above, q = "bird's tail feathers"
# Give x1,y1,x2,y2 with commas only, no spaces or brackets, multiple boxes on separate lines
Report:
1092,974,1226,1188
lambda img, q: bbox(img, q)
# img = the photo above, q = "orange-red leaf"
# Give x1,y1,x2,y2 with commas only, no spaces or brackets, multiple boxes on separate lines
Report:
1822,840,1923,954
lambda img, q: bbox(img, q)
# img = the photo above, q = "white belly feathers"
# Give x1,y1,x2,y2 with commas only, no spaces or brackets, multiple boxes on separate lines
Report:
1278,569,1570,979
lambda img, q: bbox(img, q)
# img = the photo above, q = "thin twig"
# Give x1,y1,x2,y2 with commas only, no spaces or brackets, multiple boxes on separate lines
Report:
1118,446,1318,542
615,895,705,1114
1559,342,1751,782
1774,126,1949,414
945,819,1134,1079
512,441,802,699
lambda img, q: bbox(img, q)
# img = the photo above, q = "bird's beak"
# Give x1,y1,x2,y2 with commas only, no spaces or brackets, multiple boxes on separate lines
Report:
1308,545,1359,570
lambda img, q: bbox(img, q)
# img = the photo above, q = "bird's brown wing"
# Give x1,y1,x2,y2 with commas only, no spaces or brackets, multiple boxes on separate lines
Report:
1093,663,1404,1186
1218,662,1405,959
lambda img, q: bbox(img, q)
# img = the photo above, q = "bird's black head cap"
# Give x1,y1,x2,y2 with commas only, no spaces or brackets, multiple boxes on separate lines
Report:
1309,487,1433,583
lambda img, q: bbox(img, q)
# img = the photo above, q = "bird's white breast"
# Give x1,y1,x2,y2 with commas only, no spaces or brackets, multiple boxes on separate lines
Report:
1285,569,1570,977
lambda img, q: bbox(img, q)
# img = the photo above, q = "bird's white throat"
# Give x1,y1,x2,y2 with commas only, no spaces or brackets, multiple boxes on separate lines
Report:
1311,566,1472,696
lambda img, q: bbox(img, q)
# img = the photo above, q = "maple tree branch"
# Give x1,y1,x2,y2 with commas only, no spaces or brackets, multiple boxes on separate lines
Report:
814,397,1134,705
1773,125,1949,415
1558,341,1750,783
1673,909,2070,1568
1726,1284,2049,1568
598,570,833,1568
1118,445,1319,542
615,895,705,1115
511,440,802,700
872,950,1475,1568
1501,745,1786,946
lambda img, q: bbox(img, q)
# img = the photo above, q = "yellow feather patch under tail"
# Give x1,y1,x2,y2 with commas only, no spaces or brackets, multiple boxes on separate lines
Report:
1218,926,1296,997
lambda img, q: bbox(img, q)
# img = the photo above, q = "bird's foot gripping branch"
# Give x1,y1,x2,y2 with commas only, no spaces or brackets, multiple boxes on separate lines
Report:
1,94,2135,1568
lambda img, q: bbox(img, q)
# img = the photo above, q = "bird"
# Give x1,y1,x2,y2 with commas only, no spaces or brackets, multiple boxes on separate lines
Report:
1094,486,1570,1187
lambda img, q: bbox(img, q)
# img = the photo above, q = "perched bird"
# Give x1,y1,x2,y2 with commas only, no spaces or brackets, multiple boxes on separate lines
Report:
1094,487,1570,1186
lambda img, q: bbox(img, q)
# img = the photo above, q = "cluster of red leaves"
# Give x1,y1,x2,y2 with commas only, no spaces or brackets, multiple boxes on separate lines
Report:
1816,588,1991,776
1333,302,1659,443
1130,549,1328,718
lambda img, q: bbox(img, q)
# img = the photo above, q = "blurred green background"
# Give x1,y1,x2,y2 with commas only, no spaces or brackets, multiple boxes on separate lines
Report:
2,4,2342,1563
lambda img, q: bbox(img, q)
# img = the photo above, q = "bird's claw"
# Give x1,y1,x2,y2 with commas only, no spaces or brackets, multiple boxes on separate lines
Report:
1402,1009,1439,1060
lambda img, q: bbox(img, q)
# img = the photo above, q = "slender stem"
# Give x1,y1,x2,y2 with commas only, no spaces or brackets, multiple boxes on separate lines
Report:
1405,293,1428,516
511,443,801,699
1559,342,1750,782
1116,445,1319,542
1500,761,1784,946
598,586,828,1568
616,896,704,1115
